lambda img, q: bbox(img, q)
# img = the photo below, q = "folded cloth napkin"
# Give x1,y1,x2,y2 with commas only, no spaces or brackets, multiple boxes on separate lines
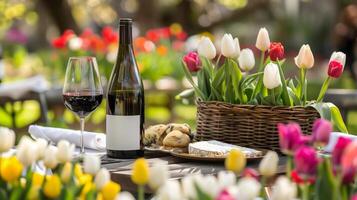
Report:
0,75,49,99
324,132,357,153
29,125,106,151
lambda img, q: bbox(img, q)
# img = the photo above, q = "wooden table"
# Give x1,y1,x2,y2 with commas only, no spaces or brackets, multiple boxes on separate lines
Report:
103,152,287,194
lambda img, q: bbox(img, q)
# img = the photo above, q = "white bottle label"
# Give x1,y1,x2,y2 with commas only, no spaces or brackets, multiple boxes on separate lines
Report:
106,115,140,150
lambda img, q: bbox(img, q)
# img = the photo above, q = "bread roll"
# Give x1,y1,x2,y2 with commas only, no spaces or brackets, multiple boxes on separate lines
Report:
144,124,168,145
163,130,190,148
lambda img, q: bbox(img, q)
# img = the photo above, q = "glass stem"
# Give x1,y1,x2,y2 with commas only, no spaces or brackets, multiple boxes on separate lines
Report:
80,117,85,155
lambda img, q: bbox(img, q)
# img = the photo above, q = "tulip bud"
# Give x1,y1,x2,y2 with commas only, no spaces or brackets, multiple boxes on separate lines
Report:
269,42,285,61
196,175,220,198
241,168,259,181
217,171,236,189
236,177,261,200
329,51,346,67
341,141,357,184
294,147,319,178
148,161,169,190
56,140,74,163
271,176,297,200
95,168,110,190
216,189,235,200
68,37,83,50
182,174,201,199
131,158,149,185
183,51,201,72
157,180,183,200
238,48,255,71
60,162,72,183
116,192,135,200
312,119,332,146
43,145,58,169
0,127,15,153
35,138,48,160
332,137,352,167
221,34,240,58
328,51,346,78
352,195,357,200
225,149,246,174
263,63,281,89
83,154,100,175
259,151,279,177
294,44,314,69
255,28,270,51
197,36,216,59
16,136,38,167
278,123,304,155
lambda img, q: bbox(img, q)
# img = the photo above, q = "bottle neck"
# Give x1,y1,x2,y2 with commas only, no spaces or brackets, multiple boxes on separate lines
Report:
119,24,132,45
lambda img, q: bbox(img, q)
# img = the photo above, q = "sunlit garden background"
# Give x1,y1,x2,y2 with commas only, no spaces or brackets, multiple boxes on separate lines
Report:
0,0,356,136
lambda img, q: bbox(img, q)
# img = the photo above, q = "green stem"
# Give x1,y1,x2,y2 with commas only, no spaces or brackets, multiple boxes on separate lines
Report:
260,177,267,198
277,60,292,106
317,77,331,102
215,54,222,68
300,68,306,105
251,51,265,100
271,89,276,105
302,183,309,200
286,156,293,179
138,185,144,200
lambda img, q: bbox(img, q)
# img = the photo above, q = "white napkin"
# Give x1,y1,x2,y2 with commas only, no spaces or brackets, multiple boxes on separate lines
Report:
324,132,357,153
29,125,106,151
0,75,49,99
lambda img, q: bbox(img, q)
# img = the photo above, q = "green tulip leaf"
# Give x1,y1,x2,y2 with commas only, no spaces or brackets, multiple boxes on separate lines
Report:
314,158,339,200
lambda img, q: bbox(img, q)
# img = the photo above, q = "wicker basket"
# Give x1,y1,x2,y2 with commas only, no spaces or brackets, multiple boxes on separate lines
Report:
195,101,320,151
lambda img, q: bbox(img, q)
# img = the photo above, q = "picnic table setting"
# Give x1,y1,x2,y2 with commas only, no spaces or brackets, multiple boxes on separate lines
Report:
1,1,357,200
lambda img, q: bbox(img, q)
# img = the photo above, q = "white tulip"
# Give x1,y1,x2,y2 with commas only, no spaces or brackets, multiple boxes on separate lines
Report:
221,34,240,58
56,140,74,163
0,127,15,153
218,171,236,189
259,151,279,177
182,174,202,199
95,168,110,190
83,154,100,175
196,175,220,198
294,44,314,69
148,161,169,190
43,145,58,169
35,138,48,160
329,51,346,67
16,136,38,166
271,176,297,200
263,63,281,89
197,36,216,59
255,28,270,51
68,37,83,50
157,180,182,200
116,192,135,200
238,48,255,71
236,177,261,200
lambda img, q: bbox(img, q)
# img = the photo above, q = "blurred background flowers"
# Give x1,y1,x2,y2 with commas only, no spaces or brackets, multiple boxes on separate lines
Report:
0,0,356,134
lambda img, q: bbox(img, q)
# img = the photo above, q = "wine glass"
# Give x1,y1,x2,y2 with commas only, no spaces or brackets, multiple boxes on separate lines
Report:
63,57,103,155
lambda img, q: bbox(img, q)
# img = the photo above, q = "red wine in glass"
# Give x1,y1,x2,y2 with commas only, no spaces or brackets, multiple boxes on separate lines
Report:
63,92,103,118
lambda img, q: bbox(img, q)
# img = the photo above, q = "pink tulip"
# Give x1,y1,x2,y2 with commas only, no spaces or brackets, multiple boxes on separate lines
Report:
312,119,332,146
278,123,305,155
341,141,357,184
183,51,201,72
241,168,259,181
215,189,235,200
332,137,352,167
294,146,319,178
351,194,357,200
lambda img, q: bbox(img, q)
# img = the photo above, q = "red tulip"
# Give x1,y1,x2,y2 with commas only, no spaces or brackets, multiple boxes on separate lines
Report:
312,119,332,146
278,123,304,155
269,42,285,61
241,168,259,181
328,60,344,78
51,37,67,49
294,146,319,178
291,170,315,184
332,137,352,167
102,26,118,44
215,189,235,200
183,51,201,72
341,141,357,184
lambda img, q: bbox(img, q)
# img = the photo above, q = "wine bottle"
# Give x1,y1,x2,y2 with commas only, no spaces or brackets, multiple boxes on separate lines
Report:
106,18,145,158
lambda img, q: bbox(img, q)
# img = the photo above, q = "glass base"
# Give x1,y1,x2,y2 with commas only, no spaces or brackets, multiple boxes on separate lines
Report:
107,149,144,159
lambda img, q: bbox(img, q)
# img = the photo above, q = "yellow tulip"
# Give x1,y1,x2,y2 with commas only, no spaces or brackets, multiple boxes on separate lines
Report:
169,23,182,35
32,173,45,186
27,186,40,200
131,158,149,185
0,156,23,182
96,193,104,200
43,175,62,199
74,163,83,178
79,174,93,185
61,162,72,183
102,181,121,200
225,149,246,174
80,182,95,200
